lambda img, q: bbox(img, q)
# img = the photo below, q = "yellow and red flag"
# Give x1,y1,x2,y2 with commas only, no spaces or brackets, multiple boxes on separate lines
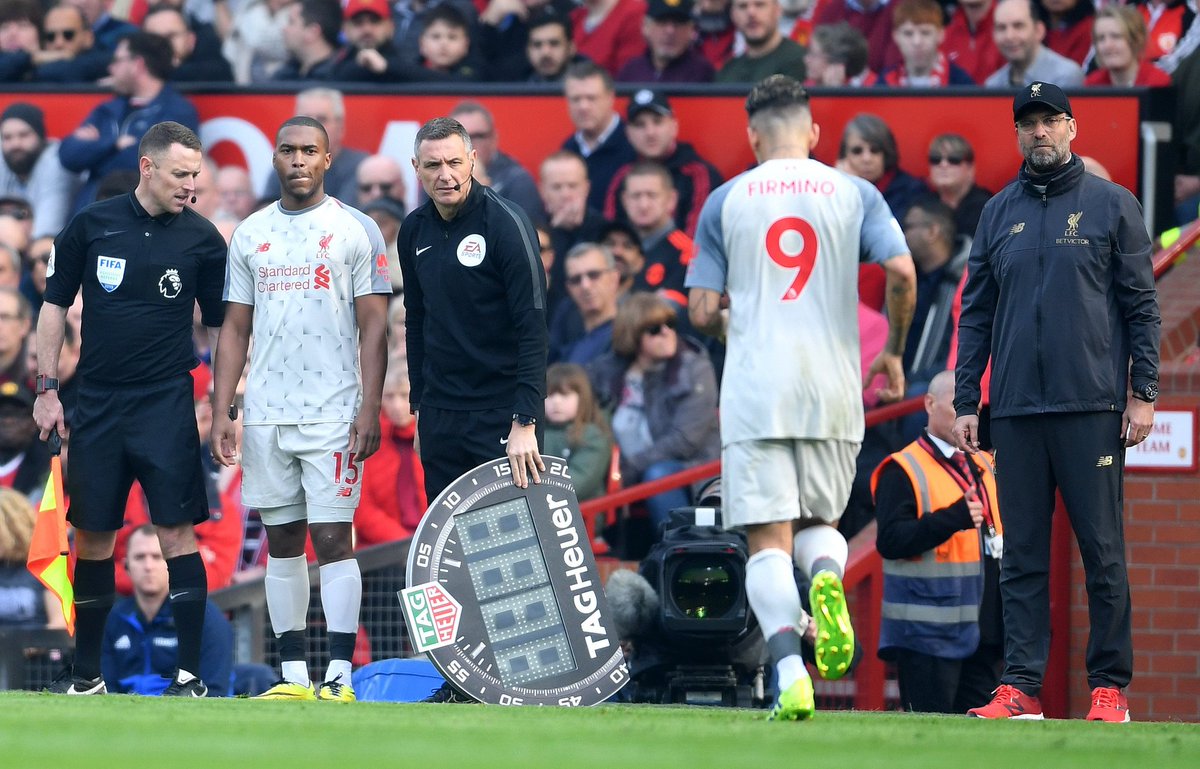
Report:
26,452,74,635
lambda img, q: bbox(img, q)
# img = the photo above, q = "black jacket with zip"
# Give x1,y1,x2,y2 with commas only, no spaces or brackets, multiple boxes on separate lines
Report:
955,155,1159,419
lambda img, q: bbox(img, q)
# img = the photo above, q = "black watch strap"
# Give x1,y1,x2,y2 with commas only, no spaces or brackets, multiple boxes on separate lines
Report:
513,413,536,427
35,375,59,394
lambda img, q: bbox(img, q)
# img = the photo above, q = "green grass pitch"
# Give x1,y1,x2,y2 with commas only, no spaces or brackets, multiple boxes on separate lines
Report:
3,692,1198,769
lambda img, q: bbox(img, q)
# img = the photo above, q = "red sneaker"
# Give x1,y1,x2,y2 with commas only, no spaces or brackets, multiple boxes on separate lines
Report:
1086,687,1131,722
967,684,1045,719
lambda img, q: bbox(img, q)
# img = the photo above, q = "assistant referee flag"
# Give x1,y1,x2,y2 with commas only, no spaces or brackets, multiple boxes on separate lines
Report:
27,445,74,635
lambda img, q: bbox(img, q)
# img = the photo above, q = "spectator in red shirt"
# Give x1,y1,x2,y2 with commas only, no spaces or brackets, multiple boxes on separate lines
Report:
943,0,1005,83
1039,0,1094,65
1085,4,1172,86
355,361,426,548
571,0,648,76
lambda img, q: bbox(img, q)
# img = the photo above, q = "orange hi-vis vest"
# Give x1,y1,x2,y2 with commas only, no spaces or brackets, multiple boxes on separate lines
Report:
871,439,1001,659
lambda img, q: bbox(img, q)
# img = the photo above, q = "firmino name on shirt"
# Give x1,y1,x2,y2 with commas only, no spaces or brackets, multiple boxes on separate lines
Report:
746,178,837,197
257,264,326,293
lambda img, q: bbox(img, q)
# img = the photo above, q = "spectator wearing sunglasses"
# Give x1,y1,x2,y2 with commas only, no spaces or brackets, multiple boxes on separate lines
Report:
838,113,931,222
22,3,110,83
588,291,720,540
925,133,994,239
0,103,81,240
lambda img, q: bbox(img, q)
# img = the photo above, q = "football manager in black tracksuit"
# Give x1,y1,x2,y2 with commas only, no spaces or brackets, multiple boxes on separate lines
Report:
398,116,548,502
953,82,1160,722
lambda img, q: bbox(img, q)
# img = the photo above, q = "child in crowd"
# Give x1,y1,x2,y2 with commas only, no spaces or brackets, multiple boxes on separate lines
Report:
418,5,479,80
356,359,426,547
544,362,612,502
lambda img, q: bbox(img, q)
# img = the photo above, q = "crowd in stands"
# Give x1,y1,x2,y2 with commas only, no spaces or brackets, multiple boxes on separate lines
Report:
1,0,1196,666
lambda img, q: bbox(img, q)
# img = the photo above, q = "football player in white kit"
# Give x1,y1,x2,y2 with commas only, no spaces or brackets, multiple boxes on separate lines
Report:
210,116,392,702
686,76,916,720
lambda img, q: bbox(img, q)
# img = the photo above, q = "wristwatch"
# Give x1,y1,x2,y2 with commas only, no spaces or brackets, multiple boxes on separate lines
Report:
513,413,537,427
1131,382,1158,403
34,375,59,394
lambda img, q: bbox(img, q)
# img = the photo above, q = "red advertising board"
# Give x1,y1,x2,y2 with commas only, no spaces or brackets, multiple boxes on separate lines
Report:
1,90,1142,204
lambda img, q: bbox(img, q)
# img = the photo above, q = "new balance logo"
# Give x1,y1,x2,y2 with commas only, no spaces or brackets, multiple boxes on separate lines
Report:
1009,223,1025,235
335,487,353,497
256,242,271,253
1096,455,1114,467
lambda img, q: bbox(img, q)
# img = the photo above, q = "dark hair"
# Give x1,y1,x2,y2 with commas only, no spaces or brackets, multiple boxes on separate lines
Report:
745,75,810,129
564,60,614,91
1003,0,1048,25
422,3,470,33
546,362,609,446
907,197,956,248
139,120,201,159
277,115,329,149
124,30,175,81
840,113,900,172
611,292,677,357
528,7,573,38
301,0,343,48
0,0,42,27
811,22,869,76
95,169,142,200
414,117,471,156
142,4,189,28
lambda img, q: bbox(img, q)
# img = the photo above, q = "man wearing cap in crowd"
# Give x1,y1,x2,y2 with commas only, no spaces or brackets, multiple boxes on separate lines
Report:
604,89,722,238
618,0,716,82
954,81,1159,722
0,103,81,240
716,0,808,82
0,379,49,498
333,0,452,83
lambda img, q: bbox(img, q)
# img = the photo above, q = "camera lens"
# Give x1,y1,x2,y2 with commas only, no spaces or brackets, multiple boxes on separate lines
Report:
670,557,737,619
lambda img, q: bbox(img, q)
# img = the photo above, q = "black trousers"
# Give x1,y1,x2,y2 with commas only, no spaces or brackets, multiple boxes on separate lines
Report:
417,405,544,502
895,643,1003,714
991,411,1132,696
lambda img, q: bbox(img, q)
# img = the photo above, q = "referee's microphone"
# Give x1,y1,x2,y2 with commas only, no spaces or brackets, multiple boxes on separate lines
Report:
191,194,197,204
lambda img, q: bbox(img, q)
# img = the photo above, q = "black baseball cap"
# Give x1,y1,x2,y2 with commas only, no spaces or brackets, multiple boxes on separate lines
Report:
627,89,673,121
646,0,694,21
1013,81,1073,121
0,380,34,410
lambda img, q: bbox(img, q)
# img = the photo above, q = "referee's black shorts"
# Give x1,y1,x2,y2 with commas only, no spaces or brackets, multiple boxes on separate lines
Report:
418,404,544,503
67,374,208,532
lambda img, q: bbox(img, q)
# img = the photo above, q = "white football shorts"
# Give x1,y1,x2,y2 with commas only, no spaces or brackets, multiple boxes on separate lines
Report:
721,438,860,528
241,422,361,524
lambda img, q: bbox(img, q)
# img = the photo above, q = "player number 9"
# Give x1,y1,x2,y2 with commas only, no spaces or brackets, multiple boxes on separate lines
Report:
765,216,819,301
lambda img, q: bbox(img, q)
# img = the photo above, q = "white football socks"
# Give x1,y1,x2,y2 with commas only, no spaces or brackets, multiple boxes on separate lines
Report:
794,524,848,579
746,548,810,690
266,554,311,687
320,558,362,683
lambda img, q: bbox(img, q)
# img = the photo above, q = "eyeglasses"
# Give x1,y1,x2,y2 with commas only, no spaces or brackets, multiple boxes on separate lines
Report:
565,268,611,286
642,317,676,336
847,145,883,156
1015,114,1071,134
44,29,78,42
928,154,968,166
358,181,394,194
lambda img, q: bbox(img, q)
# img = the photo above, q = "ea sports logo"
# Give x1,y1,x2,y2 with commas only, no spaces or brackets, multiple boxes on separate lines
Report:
457,234,486,267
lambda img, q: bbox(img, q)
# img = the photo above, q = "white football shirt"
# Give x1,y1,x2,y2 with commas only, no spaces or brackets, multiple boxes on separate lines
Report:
686,158,908,444
226,196,391,425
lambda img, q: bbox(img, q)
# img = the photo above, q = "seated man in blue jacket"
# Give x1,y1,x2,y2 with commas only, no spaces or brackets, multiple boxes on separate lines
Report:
101,524,233,696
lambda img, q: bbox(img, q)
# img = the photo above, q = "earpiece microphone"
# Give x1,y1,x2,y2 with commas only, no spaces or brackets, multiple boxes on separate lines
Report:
191,194,197,204
451,180,461,192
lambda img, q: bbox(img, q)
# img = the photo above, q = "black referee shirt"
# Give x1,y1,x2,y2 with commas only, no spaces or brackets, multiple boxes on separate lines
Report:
44,192,227,386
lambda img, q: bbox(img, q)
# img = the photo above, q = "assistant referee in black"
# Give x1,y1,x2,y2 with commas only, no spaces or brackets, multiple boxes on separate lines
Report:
33,121,227,697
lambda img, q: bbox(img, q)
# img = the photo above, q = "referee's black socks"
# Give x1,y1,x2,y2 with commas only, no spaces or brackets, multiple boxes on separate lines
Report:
73,557,115,681
166,552,208,678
